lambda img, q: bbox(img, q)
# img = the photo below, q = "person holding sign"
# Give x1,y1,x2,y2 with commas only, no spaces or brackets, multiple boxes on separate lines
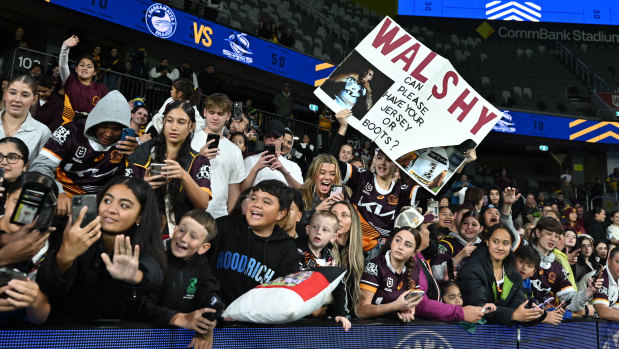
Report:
331,110,475,260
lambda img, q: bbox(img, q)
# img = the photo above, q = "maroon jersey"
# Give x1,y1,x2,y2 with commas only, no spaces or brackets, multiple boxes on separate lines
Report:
64,74,108,113
530,256,574,306
342,165,413,251
592,267,619,309
360,251,416,305
41,119,124,195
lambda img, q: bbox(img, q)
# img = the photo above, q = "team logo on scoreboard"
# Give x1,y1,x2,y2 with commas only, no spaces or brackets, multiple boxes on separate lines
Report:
492,111,516,133
485,1,541,22
145,3,177,39
223,32,254,64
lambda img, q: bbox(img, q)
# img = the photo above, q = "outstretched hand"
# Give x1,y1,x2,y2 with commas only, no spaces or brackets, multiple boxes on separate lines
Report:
64,35,79,48
101,235,143,285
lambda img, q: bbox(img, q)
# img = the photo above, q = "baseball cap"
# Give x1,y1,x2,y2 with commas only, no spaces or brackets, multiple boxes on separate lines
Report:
395,207,435,229
264,120,286,137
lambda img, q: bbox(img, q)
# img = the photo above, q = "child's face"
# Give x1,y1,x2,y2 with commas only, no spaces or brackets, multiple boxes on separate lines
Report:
171,217,210,259
306,216,337,251
231,135,246,151
246,189,286,231
515,257,536,280
442,285,463,306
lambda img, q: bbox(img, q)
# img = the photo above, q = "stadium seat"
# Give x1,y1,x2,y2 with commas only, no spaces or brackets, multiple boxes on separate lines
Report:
513,86,522,99
502,90,512,104
481,76,491,87
523,87,533,99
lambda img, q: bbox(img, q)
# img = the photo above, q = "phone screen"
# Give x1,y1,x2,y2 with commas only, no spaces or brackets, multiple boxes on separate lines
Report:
207,133,220,149
12,188,45,225
266,145,276,156
330,185,343,197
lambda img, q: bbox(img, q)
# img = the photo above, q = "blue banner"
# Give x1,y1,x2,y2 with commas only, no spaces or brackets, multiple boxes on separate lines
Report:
398,0,619,25
47,0,336,86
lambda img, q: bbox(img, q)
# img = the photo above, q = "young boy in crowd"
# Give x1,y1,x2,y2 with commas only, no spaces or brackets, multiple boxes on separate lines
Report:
209,179,300,306
296,210,351,330
138,210,223,349
279,188,304,239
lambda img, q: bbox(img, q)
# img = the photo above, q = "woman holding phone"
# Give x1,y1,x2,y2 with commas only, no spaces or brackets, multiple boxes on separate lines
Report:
125,101,212,234
0,137,30,214
37,176,166,322
299,154,344,227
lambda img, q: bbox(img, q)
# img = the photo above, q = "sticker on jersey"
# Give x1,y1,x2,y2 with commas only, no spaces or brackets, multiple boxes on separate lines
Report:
386,277,394,288
52,126,70,145
109,150,123,164
183,277,198,300
437,244,448,254
145,3,177,39
75,146,87,158
364,262,379,276
124,168,134,177
223,32,254,64
196,164,212,180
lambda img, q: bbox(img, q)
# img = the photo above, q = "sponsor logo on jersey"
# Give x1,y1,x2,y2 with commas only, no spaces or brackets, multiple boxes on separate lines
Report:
196,164,212,180
145,3,177,39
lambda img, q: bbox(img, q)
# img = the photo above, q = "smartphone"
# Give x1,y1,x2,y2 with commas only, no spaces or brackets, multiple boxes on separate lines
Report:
559,298,572,309
150,163,166,176
121,127,136,141
207,133,220,149
330,185,343,197
0,167,5,179
0,268,27,287
10,183,49,226
71,194,98,228
428,201,439,216
266,145,276,156
202,296,225,321
481,307,493,313
232,101,243,121
405,290,424,299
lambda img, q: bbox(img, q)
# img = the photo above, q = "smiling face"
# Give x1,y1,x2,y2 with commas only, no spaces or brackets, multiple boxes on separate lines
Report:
170,216,210,259
613,212,619,226
131,107,149,126
390,229,416,263
75,58,96,81
4,81,37,118
339,144,353,163
484,207,500,227
437,207,453,229
246,189,287,234
306,215,338,253
374,152,396,179
489,189,500,205
98,184,141,234
0,142,27,182
163,107,195,146
535,229,561,255
460,216,482,242
204,107,230,134
487,228,511,263
315,162,337,198
331,203,352,246
36,85,52,101
281,133,293,156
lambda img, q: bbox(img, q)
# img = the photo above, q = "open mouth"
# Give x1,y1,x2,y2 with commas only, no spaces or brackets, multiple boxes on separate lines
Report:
490,217,499,224
320,182,330,192
174,241,188,251
250,210,263,219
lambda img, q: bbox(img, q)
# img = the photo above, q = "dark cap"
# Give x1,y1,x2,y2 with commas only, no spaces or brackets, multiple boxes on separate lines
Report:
264,120,286,137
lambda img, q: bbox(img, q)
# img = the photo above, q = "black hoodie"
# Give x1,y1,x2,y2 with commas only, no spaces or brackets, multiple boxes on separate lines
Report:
137,240,222,326
208,215,300,306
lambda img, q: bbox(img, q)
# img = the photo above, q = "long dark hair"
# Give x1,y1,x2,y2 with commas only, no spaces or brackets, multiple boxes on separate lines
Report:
172,78,199,105
484,223,515,266
0,136,30,164
153,101,195,225
382,226,421,290
97,176,166,269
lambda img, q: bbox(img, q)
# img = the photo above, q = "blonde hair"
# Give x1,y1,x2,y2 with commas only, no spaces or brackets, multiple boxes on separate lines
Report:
300,154,341,211
331,201,364,313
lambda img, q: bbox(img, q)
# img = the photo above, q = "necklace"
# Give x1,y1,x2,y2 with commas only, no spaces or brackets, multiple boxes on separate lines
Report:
2,113,26,137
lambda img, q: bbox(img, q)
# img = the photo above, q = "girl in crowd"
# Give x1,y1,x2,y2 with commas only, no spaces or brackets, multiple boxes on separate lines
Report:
457,224,545,325
331,201,364,315
37,176,166,322
480,204,501,232
432,211,483,281
564,207,586,235
126,101,211,234
572,234,598,285
607,210,619,248
595,240,609,265
299,154,344,225
0,137,30,214
59,36,109,116
229,132,249,158
488,186,503,208
0,76,50,160
146,78,204,135
440,281,463,306
563,229,578,254
436,206,454,232
357,227,424,321
585,207,606,243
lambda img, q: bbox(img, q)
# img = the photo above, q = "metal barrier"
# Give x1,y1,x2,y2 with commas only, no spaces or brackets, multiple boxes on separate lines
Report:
591,195,618,212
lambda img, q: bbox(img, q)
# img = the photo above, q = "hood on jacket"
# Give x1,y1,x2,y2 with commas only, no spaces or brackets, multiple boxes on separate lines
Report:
84,90,131,142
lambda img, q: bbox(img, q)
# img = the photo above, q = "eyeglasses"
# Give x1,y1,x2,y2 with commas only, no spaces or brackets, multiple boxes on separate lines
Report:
0,153,24,164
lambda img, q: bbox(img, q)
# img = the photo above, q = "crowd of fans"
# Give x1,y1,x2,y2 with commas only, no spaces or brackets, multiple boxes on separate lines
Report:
257,19,295,48
2,31,619,349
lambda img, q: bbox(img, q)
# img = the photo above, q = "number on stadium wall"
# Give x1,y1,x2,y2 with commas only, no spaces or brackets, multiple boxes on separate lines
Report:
92,0,107,9
425,1,432,11
17,56,41,70
533,121,544,130
271,54,285,68
593,9,600,19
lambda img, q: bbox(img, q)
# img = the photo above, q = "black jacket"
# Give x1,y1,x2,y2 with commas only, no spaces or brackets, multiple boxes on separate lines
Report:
208,215,300,306
456,245,525,326
38,238,163,323
137,240,222,326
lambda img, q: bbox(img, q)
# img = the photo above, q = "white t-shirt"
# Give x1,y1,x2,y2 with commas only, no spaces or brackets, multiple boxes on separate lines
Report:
191,130,245,218
244,153,303,187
